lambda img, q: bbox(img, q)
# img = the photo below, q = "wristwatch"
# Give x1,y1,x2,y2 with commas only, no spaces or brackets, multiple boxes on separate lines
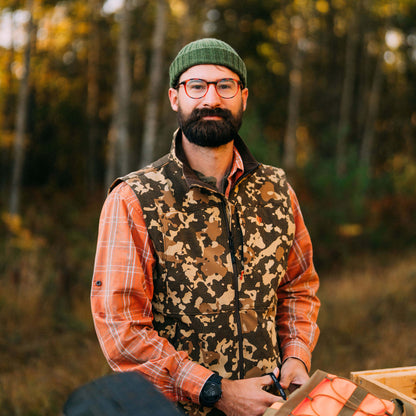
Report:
199,373,223,407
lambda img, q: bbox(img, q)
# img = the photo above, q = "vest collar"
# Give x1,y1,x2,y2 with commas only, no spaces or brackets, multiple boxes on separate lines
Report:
170,129,259,191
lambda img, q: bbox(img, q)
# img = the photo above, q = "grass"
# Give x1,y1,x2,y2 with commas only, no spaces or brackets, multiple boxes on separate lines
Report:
312,250,416,376
1,241,415,415
0,212,110,416
0,267,108,416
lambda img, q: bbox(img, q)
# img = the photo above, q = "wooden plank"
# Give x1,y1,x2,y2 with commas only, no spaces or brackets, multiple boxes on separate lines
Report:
351,367,416,377
350,367,416,412
371,373,416,398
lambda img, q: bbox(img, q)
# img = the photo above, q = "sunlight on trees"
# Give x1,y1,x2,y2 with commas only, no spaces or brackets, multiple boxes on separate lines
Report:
0,0,414,248
169,0,188,19
0,9,30,49
103,0,124,14
2,212,45,250
315,0,329,14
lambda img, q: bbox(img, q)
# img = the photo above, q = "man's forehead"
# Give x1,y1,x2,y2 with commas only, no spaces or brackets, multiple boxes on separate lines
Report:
179,64,240,82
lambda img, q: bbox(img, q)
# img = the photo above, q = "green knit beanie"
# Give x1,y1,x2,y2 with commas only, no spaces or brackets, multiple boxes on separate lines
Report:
169,38,247,88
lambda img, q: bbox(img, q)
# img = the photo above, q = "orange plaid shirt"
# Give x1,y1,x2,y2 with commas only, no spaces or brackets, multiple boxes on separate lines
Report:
91,147,320,404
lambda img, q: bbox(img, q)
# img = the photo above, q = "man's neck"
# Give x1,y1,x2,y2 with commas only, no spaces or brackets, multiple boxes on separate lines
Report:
181,135,234,191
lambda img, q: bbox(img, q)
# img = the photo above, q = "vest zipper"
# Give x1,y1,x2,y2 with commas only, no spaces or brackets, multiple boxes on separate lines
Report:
220,199,245,379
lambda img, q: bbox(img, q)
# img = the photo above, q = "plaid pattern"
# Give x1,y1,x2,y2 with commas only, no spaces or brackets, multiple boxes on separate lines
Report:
91,148,320,404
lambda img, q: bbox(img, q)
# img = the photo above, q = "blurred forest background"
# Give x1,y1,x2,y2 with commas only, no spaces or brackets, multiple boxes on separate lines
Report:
1,0,415,414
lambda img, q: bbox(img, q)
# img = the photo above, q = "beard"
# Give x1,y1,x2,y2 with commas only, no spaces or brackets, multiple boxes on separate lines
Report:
177,106,243,148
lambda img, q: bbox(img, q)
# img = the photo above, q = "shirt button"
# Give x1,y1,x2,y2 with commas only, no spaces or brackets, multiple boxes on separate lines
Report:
95,280,102,286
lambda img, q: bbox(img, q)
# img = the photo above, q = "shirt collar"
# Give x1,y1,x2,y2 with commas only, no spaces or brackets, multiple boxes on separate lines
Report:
171,129,259,193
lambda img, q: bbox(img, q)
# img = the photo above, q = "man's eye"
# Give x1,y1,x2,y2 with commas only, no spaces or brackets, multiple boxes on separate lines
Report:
188,83,205,90
218,82,233,90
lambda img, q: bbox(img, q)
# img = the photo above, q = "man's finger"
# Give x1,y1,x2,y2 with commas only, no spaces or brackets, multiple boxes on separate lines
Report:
273,367,280,379
260,374,275,388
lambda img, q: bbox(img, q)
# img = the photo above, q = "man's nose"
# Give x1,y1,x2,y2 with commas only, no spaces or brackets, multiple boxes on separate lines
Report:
202,83,222,106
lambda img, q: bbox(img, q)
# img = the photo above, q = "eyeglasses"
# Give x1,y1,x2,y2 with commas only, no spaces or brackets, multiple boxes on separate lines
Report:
177,78,243,99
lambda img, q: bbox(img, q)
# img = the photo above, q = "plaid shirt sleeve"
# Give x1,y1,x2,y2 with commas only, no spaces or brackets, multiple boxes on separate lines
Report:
91,182,212,404
276,184,320,372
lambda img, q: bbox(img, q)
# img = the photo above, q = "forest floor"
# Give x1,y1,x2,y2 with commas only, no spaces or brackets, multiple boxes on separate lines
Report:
312,249,416,375
1,249,415,415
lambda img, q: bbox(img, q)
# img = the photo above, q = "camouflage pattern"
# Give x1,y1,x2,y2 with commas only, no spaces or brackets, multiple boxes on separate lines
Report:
111,131,295,415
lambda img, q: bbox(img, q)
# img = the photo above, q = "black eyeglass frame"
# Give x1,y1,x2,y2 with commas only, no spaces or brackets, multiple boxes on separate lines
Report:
177,78,243,99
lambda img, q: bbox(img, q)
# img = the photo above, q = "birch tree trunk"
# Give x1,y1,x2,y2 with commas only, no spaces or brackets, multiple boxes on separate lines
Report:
9,0,35,215
105,0,132,188
336,6,359,177
140,0,167,167
283,16,305,175
1,29,16,197
86,0,101,192
359,52,384,176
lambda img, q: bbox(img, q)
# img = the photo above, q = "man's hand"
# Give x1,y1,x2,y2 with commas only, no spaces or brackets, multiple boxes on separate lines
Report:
215,375,284,416
278,357,309,393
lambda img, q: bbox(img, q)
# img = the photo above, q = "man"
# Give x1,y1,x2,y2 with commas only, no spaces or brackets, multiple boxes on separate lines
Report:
91,38,320,416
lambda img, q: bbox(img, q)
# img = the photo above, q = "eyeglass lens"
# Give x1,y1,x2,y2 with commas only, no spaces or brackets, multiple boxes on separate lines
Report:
184,79,240,99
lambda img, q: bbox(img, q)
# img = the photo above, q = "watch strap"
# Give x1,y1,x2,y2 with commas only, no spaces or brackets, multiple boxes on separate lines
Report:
207,373,223,385
199,373,223,407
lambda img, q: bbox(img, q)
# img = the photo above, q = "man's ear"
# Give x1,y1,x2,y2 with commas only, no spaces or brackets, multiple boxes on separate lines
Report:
242,88,249,111
168,88,179,112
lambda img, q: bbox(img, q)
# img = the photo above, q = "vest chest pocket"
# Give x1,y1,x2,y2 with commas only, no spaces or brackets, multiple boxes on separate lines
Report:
236,200,295,290
153,206,236,316
160,207,224,259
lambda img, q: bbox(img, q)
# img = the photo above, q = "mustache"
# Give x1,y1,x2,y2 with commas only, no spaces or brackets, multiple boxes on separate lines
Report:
186,107,234,124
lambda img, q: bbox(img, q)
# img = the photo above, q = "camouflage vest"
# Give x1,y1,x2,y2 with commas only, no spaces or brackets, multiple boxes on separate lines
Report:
112,134,295,415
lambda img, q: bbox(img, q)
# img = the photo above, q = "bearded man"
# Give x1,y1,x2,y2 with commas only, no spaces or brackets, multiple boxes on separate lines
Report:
91,38,320,416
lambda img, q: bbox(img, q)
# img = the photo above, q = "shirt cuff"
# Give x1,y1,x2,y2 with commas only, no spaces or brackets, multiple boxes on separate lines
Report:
282,341,312,372
174,360,213,404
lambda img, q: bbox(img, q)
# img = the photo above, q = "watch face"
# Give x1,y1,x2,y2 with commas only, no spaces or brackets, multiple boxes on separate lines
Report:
205,382,221,399
201,381,222,406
